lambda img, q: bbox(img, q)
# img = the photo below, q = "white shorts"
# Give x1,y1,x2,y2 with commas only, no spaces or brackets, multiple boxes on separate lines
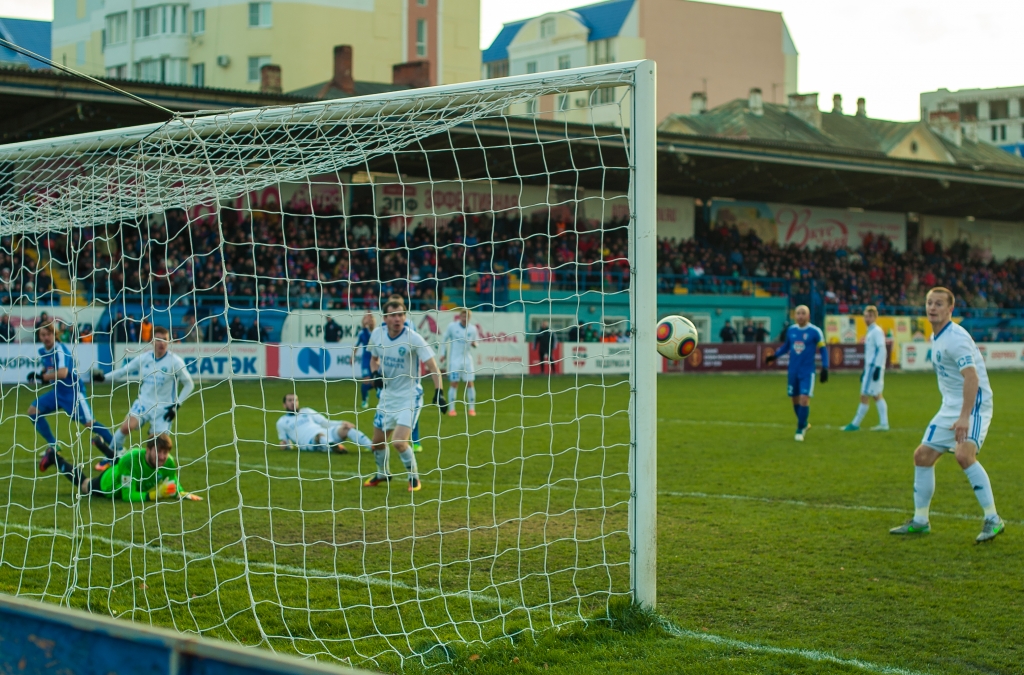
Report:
921,404,993,452
298,424,342,452
860,369,884,397
373,393,422,432
129,399,171,437
448,368,475,383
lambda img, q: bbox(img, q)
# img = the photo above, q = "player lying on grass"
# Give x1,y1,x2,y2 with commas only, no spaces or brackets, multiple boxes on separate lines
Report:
276,393,373,453
764,305,828,441
842,305,889,432
442,308,479,417
365,298,447,491
92,325,194,458
39,431,200,501
890,287,1004,543
27,320,115,458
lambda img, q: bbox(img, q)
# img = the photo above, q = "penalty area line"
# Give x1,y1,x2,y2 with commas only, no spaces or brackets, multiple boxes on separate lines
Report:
660,619,936,675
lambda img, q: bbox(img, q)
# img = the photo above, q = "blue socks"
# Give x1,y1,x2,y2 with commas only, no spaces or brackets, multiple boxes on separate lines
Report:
412,422,420,444
360,382,372,403
796,405,809,431
91,421,113,444
31,413,57,446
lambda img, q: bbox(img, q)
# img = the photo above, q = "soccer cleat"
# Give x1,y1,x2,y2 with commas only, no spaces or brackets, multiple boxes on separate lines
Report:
362,474,392,488
94,458,112,472
870,424,890,431
38,447,56,473
841,424,860,432
331,443,348,455
361,400,369,410
889,519,930,535
92,434,115,457
408,478,422,492
976,517,1005,543
447,409,457,417
412,442,423,453
794,433,804,442
468,409,476,417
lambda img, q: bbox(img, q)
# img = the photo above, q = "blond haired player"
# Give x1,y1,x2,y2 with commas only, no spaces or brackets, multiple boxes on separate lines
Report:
842,305,889,431
441,308,479,417
890,287,1004,542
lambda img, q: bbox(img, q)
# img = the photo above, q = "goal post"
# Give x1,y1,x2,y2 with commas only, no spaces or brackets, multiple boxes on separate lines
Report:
0,60,659,663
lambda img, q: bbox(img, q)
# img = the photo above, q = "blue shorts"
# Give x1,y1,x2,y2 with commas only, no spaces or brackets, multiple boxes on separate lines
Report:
32,389,94,424
787,371,815,398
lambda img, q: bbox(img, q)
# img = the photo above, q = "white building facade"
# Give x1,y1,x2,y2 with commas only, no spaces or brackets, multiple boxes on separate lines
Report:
921,85,1024,157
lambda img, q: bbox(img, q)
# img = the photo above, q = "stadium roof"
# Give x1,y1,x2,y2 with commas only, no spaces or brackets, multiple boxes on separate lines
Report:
482,0,635,63
0,18,50,69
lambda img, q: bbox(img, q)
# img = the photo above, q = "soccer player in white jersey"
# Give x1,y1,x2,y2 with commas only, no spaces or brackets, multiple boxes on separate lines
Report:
441,308,479,417
276,393,372,453
365,298,447,491
93,326,194,457
842,305,890,431
890,287,1005,543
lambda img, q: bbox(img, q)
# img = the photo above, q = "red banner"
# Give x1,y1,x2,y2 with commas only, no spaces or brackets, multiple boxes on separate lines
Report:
663,342,889,372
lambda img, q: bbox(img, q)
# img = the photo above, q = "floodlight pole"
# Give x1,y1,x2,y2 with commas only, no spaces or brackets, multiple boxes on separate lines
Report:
629,60,658,609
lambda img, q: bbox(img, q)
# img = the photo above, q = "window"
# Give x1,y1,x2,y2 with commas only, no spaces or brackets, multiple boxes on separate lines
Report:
192,62,205,87
416,19,427,57
134,57,187,83
989,99,1009,120
135,59,161,81
192,9,205,34
959,101,978,121
540,17,555,38
558,55,570,70
526,61,537,74
992,126,998,141
592,39,614,65
594,86,615,105
486,60,508,79
248,55,271,82
557,93,570,111
105,13,128,46
105,64,127,78
134,5,187,38
1000,124,1007,141
249,2,272,27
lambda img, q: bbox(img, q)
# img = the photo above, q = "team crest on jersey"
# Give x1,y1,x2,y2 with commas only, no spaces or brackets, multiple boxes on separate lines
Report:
398,347,408,357
793,341,806,354
934,351,941,363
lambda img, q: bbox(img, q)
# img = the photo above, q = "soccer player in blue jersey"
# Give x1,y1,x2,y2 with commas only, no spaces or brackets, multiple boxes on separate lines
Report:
32,321,114,471
353,313,377,409
765,305,829,441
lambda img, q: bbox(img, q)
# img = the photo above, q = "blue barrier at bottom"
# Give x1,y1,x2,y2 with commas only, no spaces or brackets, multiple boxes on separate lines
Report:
0,593,367,675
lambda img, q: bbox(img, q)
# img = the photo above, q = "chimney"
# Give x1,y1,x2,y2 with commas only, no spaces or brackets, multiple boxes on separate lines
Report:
392,60,431,89
856,97,866,117
690,91,706,115
787,92,821,130
832,94,842,114
320,45,355,97
260,64,282,94
927,110,962,147
748,87,763,116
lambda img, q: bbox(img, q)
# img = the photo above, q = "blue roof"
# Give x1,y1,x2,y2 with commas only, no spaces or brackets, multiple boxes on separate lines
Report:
483,0,634,64
0,18,51,69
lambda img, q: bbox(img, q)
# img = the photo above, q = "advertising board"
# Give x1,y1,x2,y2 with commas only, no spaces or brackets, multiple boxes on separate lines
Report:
0,343,100,384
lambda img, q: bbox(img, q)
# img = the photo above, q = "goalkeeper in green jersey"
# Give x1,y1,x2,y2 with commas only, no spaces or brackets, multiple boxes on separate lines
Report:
41,432,199,502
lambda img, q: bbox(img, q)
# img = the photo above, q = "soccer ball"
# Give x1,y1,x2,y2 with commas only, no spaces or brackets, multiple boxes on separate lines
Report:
656,315,698,360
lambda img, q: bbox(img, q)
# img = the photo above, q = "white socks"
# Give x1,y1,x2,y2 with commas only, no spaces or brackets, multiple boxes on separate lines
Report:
466,387,476,411
876,399,889,427
964,462,998,519
342,427,372,449
398,448,418,481
448,386,457,405
852,403,869,427
112,428,126,452
372,448,388,477
913,465,935,523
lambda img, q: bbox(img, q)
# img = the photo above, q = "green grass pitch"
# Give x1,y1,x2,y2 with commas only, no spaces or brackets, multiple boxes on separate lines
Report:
1,371,1021,675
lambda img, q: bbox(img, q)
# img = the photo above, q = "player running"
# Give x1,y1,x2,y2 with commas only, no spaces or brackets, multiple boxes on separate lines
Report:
765,305,828,442
842,305,889,431
890,287,1005,543
41,431,199,502
31,320,114,470
276,393,373,453
354,313,378,409
364,298,447,491
441,308,479,417
91,325,194,458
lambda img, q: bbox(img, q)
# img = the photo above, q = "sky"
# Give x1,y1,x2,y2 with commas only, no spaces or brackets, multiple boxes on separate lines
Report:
4,0,1021,121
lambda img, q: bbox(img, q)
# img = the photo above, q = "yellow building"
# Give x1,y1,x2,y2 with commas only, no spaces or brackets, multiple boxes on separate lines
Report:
52,0,480,93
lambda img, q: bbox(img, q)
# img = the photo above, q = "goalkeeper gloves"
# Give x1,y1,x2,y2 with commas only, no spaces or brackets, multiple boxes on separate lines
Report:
26,369,46,383
820,369,829,384
433,388,449,414
147,480,178,501
872,367,881,382
764,352,777,365
92,369,106,383
163,404,180,422
370,370,384,391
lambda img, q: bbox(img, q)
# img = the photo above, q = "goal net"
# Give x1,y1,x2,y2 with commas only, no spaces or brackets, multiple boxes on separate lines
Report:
0,62,657,666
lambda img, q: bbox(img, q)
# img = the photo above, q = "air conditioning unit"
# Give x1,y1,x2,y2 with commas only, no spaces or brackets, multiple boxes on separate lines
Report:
216,55,231,67
575,97,587,108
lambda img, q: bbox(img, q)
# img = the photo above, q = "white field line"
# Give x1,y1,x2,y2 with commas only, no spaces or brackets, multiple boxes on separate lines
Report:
660,620,936,675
